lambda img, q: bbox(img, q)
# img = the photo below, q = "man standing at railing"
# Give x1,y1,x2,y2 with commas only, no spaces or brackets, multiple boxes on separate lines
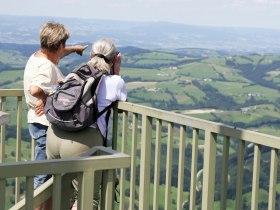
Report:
23,21,87,210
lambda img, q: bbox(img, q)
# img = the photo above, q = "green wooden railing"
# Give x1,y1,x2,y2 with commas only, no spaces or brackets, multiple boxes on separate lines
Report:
1,89,280,210
1,146,130,210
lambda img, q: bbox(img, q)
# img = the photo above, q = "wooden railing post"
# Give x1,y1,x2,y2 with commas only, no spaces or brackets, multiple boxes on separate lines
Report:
0,178,5,208
176,125,186,210
164,122,174,210
251,144,261,210
0,100,8,162
139,115,152,210
189,128,199,210
52,174,62,210
235,140,245,210
153,119,162,210
15,96,23,203
201,131,217,210
220,136,230,210
119,111,128,210
60,173,75,210
129,113,139,210
268,149,278,210
101,170,114,210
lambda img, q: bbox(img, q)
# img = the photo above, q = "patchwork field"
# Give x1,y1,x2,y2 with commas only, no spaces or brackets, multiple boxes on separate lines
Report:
1,47,280,135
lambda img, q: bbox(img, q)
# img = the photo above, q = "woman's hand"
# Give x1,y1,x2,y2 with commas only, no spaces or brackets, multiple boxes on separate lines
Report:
35,99,45,116
113,52,122,75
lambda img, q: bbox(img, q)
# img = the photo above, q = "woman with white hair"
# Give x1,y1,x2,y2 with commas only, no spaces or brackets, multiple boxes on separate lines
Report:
46,38,127,210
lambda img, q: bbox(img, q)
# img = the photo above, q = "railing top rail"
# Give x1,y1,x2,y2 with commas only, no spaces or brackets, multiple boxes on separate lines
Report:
117,101,280,149
0,146,130,178
0,89,24,97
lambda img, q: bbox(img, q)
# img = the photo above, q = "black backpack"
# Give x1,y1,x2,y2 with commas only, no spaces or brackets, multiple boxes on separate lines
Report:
44,64,114,133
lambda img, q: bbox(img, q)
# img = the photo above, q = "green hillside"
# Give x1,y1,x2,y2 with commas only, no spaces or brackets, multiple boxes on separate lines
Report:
1,46,280,136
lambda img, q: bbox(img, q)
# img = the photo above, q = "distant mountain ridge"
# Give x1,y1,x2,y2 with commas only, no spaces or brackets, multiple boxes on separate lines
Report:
1,15,280,54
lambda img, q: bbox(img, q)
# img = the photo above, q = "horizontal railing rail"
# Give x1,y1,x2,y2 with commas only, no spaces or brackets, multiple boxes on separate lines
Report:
0,146,130,210
116,102,280,149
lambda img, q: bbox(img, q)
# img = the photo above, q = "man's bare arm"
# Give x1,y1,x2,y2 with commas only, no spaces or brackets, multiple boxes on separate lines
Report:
29,86,47,116
61,45,88,58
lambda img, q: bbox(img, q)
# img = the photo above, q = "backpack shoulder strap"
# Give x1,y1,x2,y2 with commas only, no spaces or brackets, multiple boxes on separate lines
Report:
97,101,117,119
73,63,105,80
97,101,117,146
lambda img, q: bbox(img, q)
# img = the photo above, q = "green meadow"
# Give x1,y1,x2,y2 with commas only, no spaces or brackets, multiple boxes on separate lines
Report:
1,46,279,135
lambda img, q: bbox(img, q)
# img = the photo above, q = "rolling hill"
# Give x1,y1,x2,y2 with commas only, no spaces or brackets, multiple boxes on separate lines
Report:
1,15,280,54
0,43,280,136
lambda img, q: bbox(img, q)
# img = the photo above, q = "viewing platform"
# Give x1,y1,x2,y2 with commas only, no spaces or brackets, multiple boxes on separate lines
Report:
0,89,280,210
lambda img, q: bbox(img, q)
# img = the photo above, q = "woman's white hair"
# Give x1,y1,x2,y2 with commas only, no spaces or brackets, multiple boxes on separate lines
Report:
88,38,117,74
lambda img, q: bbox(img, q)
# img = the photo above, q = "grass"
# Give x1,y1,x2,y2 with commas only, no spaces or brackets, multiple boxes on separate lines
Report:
201,56,227,66
187,104,280,126
0,70,23,83
4,138,32,162
209,81,279,104
179,62,222,79
122,67,175,81
250,124,280,136
0,50,27,68
126,81,158,90
118,180,189,210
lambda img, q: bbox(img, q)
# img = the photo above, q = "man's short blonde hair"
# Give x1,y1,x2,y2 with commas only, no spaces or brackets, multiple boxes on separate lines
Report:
40,21,70,52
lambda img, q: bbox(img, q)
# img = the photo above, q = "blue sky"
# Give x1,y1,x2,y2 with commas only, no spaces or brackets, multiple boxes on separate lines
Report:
1,0,280,30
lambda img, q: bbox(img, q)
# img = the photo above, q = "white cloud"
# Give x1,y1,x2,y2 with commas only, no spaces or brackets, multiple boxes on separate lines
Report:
255,0,280,4
0,0,280,29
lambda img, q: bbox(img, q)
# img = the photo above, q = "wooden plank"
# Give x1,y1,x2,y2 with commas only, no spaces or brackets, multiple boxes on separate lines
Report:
235,140,245,210
268,149,278,210
119,111,128,210
177,125,186,210
220,136,230,210
153,119,162,210
189,128,199,210
139,115,152,210
129,113,138,210
201,131,217,210
251,144,261,210
164,122,174,210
